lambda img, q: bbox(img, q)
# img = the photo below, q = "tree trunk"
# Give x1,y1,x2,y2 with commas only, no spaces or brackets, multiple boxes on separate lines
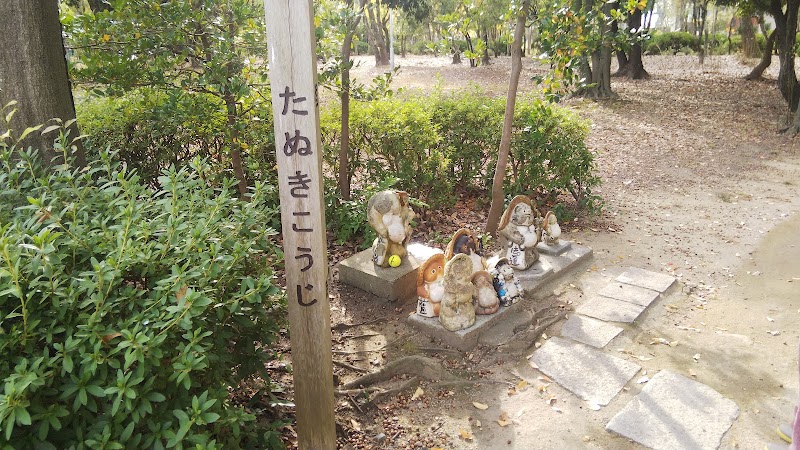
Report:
577,0,616,97
626,8,650,79
465,32,476,67
0,0,84,167
224,3,248,198
87,0,112,13
770,0,800,112
451,38,462,64
339,1,364,201
482,29,491,65
745,30,775,80
485,0,529,237
364,1,389,66
740,15,758,58
611,9,629,77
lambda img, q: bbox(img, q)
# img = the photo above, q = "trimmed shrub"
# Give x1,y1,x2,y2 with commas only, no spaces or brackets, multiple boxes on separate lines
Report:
643,31,698,55
77,89,277,191
322,91,600,224
0,135,285,449
430,89,503,188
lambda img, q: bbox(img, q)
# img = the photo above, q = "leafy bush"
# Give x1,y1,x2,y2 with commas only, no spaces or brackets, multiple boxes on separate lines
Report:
0,133,286,448
643,31,698,55
77,89,278,195
431,88,503,188
321,91,600,219
508,102,601,211
330,95,449,208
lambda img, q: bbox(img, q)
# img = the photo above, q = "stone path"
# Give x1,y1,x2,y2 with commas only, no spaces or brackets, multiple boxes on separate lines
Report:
531,267,740,449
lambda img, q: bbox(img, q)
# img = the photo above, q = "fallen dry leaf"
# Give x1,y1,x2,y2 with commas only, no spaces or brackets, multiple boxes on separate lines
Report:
411,386,424,401
102,332,122,344
350,419,361,431
459,429,474,441
497,418,511,427
472,401,489,410
516,379,530,391
538,375,552,383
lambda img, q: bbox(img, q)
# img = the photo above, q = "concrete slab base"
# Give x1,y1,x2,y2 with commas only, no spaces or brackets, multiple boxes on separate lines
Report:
606,370,739,450
575,295,647,323
407,243,593,351
531,336,641,406
615,267,676,293
536,240,572,256
561,315,624,348
337,249,421,302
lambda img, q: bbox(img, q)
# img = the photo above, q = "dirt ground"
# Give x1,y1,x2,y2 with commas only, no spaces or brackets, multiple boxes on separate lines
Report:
274,54,800,449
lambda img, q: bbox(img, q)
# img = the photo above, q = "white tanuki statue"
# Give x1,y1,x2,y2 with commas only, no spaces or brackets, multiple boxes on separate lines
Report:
366,190,415,267
497,195,542,270
541,211,561,245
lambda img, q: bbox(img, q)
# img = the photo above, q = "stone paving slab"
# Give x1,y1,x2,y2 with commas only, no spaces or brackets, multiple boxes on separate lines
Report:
536,240,572,256
531,336,641,406
575,295,647,323
615,267,676,293
548,244,593,274
561,315,624,348
597,282,660,307
606,370,739,450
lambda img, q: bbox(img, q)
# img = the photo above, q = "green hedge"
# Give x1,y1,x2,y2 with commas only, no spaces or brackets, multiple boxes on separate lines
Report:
78,89,277,191
320,90,600,244
643,31,698,55
0,137,286,448
78,88,599,247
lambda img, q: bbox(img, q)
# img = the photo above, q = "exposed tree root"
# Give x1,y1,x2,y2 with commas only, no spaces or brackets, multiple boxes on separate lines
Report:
520,310,569,352
332,318,384,332
417,346,462,355
342,355,462,389
334,359,369,373
332,346,385,355
512,304,567,334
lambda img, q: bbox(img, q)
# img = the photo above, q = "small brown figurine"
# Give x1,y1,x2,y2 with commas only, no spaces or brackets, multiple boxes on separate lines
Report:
472,271,500,315
444,228,486,274
497,195,542,270
367,190,416,267
439,254,476,331
416,253,445,317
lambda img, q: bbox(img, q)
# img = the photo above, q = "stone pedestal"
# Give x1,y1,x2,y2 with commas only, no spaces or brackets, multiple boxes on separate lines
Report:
337,244,445,302
337,249,420,302
407,243,593,350
536,239,572,256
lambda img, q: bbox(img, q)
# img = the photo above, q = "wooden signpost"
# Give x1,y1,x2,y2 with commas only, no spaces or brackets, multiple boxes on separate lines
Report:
263,1,336,448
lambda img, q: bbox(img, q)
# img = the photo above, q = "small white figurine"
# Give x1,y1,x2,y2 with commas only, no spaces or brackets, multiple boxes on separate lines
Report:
489,258,524,307
541,211,561,245
367,190,415,267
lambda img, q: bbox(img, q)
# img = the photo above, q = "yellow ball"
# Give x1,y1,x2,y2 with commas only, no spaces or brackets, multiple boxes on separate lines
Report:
388,255,401,267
